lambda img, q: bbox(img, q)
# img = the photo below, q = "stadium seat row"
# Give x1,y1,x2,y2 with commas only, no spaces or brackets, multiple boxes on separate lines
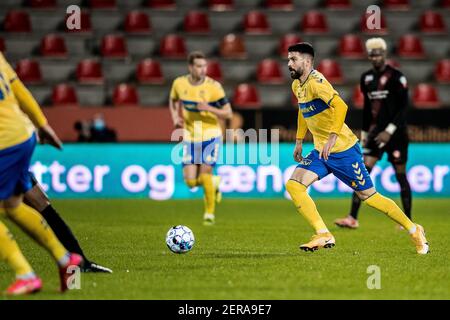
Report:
20,0,450,11
13,57,450,85
3,9,448,34
45,81,443,109
1,32,445,60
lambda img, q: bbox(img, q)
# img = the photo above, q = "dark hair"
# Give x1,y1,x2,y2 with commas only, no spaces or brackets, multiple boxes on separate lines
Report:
188,51,206,65
288,42,315,58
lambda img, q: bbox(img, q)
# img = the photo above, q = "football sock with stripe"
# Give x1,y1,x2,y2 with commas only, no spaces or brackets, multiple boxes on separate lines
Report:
286,180,329,233
363,192,415,231
5,203,68,264
0,220,34,277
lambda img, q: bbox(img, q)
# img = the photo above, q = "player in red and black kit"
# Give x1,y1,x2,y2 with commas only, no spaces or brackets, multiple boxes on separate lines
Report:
335,38,412,229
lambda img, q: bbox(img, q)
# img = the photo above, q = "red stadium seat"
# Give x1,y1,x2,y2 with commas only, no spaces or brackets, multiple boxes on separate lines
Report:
136,59,164,84
0,38,5,52
383,0,409,10
76,59,103,83
265,0,293,10
184,11,210,33
352,85,364,109
317,59,343,84
208,0,234,11
442,0,450,8
89,0,116,8
101,34,128,58
279,34,302,57
302,11,328,33
29,0,57,8
16,59,42,84
360,12,387,34
339,34,364,58
113,84,139,107
257,59,284,84
52,84,78,106
4,11,32,32
413,84,441,108
66,11,91,32
243,11,271,34
159,34,187,58
420,11,446,33
40,34,67,57
220,34,246,59
233,83,261,109
325,0,351,9
397,34,425,58
206,60,223,82
435,59,450,83
147,0,176,9
125,11,151,33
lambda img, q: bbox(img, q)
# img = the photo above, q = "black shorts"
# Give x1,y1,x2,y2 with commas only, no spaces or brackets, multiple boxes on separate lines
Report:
363,130,409,164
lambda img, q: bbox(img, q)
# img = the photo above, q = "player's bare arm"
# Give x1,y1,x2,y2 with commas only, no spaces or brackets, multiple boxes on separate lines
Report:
319,133,338,161
38,124,63,150
293,139,303,162
169,99,183,128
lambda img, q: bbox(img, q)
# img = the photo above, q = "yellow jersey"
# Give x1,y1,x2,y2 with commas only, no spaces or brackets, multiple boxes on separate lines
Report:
292,69,358,153
0,53,35,150
170,75,228,142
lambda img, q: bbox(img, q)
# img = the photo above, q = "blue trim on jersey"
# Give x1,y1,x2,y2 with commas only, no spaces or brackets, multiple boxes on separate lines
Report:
209,97,229,108
181,100,200,112
181,98,229,111
299,98,329,118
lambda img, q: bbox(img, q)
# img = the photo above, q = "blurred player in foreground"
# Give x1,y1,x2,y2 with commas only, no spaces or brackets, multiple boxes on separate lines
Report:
25,173,112,273
0,53,82,295
284,43,428,254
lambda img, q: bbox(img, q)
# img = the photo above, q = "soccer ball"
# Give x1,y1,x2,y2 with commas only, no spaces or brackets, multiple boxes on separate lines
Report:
165,225,195,254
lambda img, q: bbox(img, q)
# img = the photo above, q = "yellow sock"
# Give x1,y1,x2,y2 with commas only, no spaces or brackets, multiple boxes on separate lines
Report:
364,192,415,230
199,173,215,214
285,180,328,233
185,178,199,188
6,203,68,262
0,220,34,277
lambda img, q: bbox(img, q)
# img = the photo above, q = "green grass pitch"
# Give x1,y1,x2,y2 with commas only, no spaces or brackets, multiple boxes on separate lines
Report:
1,198,449,300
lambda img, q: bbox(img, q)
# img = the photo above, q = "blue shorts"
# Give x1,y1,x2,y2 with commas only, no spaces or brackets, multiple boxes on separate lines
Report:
0,134,37,200
296,143,374,191
182,136,221,167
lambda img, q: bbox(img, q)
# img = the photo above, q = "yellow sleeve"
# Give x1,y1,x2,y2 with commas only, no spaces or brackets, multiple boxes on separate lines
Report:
296,110,308,140
11,79,48,128
312,79,338,106
328,95,348,135
210,81,228,108
0,53,18,82
169,78,179,100
211,81,226,101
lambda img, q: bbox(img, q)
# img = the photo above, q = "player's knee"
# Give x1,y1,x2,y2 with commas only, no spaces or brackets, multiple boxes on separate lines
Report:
285,179,306,197
185,179,198,188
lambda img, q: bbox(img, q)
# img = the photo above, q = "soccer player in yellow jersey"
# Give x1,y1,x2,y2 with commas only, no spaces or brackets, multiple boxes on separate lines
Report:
284,43,429,254
0,53,83,295
169,51,232,225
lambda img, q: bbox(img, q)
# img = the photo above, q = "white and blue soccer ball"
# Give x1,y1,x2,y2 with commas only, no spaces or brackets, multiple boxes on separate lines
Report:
165,225,195,254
